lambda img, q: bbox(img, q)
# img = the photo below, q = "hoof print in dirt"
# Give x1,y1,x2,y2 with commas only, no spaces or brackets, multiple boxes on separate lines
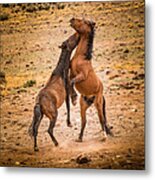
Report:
76,154,91,164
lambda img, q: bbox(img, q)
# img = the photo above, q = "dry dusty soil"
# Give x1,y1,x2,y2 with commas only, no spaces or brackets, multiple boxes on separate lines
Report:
0,1,145,169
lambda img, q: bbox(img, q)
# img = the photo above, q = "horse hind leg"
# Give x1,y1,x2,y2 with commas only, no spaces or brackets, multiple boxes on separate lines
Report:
95,95,108,138
102,96,113,136
76,95,92,142
48,120,58,146
46,106,59,146
29,104,43,151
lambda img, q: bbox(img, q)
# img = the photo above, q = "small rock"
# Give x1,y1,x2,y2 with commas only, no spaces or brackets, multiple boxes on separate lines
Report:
64,30,67,34
105,69,111,75
132,108,137,112
120,43,126,46
0,71,6,85
119,82,135,90
15,161,20,166
48,66,52,69
116,155,121,158
5,60,12,64
76,154,91,164
133,73,145,80
119,115,123,120
124,49,129,53
16,143,20,146
17,89,27,93
12,95,20,100
59,19,63,23
109,74,119,80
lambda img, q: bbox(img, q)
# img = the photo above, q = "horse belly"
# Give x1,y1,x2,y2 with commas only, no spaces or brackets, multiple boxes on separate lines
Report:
48,78,66,108
55,83,66,108
75,77,100,95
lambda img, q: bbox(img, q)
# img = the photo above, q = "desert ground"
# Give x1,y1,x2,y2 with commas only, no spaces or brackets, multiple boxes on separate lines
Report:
0,1,145,169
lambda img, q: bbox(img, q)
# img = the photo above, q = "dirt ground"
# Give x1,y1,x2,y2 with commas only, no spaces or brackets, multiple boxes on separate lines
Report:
0,1,145,169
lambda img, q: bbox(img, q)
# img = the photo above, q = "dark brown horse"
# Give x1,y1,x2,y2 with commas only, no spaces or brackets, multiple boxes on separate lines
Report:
28,33,80,151
69,18,113,142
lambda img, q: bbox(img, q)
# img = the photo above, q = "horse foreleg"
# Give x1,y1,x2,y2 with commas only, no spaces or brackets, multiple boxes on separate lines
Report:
65,92,72,127
64,74,72,127
69,72,78,106
71,72,86,85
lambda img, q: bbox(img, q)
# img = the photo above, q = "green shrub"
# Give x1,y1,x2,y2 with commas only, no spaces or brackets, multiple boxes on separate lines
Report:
2,4,10,8
23,80,36,88
38,4,50,11
57,4,65,10
0,13,9,21
0,71,6,84
26,5,37,13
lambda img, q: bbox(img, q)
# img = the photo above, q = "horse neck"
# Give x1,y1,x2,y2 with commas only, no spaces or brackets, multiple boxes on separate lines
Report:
52,48,70,79
52,33,80,79
74,34,89,57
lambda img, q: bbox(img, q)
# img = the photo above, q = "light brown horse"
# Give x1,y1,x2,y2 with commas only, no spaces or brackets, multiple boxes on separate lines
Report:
28,32,80,151
70,18,113,142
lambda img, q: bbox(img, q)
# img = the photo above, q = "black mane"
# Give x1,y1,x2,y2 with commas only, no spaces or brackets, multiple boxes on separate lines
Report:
85,26,95,60
52,34,80,81
52,46,70,79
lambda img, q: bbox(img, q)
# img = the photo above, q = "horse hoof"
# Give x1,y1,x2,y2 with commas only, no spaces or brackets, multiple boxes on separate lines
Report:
71,96,78,106
109,132,114,137
67,123,72,128
34,147,39,152
72,100,77,106
54,142,59,147
105,126,114,137
106,129,114,137
75,138,83,143
103,131,108,138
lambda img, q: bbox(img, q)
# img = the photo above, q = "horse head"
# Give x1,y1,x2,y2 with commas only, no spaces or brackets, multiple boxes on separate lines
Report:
70,18,96,34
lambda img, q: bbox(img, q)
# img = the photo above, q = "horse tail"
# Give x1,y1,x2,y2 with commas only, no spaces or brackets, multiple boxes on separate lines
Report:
28,104,43,137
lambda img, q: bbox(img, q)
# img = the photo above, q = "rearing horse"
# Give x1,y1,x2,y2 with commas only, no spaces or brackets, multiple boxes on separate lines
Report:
28,33,80,151
70,18,113,142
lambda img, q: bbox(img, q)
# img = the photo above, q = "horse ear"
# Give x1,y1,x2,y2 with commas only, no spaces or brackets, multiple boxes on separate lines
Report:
91,21,96,28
